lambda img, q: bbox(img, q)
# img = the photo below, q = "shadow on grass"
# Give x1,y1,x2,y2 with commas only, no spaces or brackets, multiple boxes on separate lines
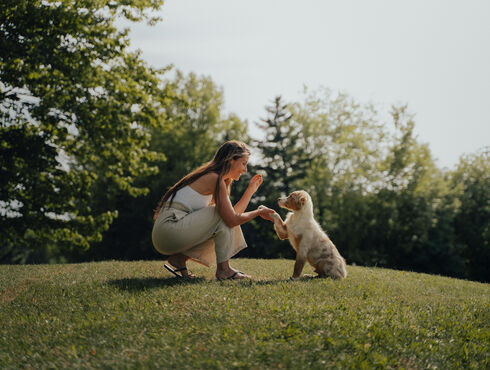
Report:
212,275,321,286
109,275,323,291
108,276,206,291
255,276,319,284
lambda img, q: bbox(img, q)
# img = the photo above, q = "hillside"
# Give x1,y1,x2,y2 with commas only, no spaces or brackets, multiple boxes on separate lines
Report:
1,259,489,368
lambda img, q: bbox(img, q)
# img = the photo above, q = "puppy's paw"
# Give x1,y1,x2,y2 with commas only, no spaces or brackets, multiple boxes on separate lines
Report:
259,205,280,218
270,211,281,220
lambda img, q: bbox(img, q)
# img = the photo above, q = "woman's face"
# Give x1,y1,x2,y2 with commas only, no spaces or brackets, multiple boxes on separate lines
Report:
228,155,249,180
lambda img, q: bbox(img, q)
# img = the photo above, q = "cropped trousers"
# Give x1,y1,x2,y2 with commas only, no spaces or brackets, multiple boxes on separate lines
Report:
152,202,247,267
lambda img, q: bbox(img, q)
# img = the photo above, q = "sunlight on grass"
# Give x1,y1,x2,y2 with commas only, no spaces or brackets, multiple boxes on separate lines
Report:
1,259,489,368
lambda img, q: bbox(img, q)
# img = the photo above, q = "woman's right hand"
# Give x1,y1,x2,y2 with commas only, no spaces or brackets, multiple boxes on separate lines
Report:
257,205,275,221
247,174,264,194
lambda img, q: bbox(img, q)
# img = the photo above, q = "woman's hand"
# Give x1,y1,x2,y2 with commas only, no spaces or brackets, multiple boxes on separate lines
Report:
257,205,275,221
247,174,263,194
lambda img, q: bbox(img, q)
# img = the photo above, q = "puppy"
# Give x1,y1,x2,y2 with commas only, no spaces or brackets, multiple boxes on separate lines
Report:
262,190,347,279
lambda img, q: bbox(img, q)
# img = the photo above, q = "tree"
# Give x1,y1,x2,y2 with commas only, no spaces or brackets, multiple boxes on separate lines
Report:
0,0,169,262
255,96,309,197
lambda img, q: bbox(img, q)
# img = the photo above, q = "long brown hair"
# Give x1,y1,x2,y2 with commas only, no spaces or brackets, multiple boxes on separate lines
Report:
153,140,251,220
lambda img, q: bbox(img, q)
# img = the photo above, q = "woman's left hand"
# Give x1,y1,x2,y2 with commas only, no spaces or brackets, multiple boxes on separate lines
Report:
247,174,263,194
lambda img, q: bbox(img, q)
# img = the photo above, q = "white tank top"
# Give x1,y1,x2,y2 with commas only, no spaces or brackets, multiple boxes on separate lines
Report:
172,185,212,211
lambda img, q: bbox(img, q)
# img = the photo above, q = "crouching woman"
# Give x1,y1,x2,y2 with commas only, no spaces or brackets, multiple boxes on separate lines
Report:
152,140,274,280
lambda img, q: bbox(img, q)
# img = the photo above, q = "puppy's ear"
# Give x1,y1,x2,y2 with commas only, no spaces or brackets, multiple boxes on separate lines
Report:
294,195,305,209
300,196,306,206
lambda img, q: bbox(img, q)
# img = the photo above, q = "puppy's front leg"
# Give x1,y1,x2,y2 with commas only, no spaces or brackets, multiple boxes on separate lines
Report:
271,212,288,240
292,256,306,279
258,206,288,239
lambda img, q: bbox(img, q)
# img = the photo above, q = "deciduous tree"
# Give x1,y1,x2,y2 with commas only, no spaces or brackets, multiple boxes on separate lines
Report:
0,0,168,262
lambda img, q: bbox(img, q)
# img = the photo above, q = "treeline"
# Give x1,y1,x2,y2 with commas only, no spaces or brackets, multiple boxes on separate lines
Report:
1,1,488,282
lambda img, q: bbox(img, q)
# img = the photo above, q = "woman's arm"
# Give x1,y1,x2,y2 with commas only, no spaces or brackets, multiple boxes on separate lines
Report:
217,178,273,228
234,174,262,214
233,187,254,214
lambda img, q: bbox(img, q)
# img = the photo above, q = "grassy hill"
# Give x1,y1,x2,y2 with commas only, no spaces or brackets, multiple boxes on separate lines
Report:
1,259,489,369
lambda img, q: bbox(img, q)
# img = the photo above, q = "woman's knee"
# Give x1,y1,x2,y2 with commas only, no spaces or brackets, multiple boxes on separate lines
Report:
216,220,232,235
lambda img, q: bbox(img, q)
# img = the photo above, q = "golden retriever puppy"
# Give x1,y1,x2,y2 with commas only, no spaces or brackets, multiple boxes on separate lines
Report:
262,190,347,279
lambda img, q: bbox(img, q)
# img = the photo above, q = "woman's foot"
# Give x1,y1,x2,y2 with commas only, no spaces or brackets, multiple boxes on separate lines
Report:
167,254,197,278
216,260,251,280
216,267,251,280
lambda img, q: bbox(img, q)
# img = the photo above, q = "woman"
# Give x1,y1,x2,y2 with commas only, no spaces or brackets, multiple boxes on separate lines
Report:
152,140,275,280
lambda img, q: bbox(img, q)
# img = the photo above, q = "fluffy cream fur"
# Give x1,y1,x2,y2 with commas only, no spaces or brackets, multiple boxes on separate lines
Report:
262,190,347,279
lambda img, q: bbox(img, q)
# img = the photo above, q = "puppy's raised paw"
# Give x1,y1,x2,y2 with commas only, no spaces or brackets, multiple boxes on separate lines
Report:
259,205,279,217
271,212,281,220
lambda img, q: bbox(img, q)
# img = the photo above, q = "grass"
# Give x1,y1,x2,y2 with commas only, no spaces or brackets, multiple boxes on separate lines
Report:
0,259,489,369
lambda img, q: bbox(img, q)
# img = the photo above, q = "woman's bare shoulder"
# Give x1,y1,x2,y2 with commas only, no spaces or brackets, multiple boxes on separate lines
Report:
191,172,219,194
199,172,219,183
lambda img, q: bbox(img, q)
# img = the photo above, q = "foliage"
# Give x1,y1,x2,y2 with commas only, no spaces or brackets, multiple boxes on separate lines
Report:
254,96,309,196
1,260,489,368
451,149,490,282
350,106,455,273
292,87,386,194
0,0,167,262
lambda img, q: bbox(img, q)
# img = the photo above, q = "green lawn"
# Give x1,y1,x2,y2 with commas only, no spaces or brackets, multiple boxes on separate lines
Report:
1,259,489,369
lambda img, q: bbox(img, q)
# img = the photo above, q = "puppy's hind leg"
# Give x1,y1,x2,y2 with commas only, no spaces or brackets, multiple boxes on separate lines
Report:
317,257,347,280
313,264,327,278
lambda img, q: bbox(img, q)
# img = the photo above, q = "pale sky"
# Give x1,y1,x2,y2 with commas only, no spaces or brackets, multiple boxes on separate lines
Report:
124,0,490,168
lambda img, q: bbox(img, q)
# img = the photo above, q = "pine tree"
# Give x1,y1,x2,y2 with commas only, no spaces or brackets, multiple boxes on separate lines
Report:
254,96,309,198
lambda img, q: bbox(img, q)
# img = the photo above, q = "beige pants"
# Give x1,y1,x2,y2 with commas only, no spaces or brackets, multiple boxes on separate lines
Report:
152,202,248,267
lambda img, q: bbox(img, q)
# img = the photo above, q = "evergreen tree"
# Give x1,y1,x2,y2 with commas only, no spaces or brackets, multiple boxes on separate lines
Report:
255,96,309,198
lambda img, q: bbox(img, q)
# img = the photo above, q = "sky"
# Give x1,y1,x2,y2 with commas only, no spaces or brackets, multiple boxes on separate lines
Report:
123,0,490,168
